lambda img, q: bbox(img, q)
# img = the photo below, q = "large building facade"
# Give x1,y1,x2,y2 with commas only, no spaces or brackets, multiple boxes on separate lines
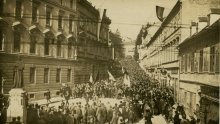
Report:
0,0,112,100
179,13,219,123
140,0,220,120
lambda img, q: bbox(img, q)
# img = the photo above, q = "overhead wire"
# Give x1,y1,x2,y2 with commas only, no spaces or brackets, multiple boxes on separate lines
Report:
1,13,218,29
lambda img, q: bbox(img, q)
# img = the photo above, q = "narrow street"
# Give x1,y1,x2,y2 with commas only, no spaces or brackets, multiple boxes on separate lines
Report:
0,0,219,124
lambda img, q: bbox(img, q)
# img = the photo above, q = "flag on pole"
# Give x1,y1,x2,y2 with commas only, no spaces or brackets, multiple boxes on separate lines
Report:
122,67,130,87
107,71,116,82
98,9,107,41
156,6,165,22
89,73,93,83
123,72,131,87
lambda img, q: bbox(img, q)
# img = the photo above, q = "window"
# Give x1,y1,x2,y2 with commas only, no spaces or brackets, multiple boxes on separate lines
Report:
46,9,51,27
56,68,61,83
15,0,22,20
70,0,73,8
180,55,184,73
14,31,21,53
29,94,35,99
0,0,4,16
44,38,50,55
44,68,49,83
32,4,38,23
194,52,199,72
210,46,215,72
215,49,219,72
58,12,63,30
30,67,36,84
30,35,37,54
187,54,191,72
199,50,203,72
203,47,209,72
67,69,71,82
191,52,194,72
68,41,72,58
57,39,61,57
0,29,4,51
184,54,187,72
69,16,73,33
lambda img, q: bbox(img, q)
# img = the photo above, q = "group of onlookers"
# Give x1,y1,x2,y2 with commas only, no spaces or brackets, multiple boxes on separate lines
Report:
24,98,145,124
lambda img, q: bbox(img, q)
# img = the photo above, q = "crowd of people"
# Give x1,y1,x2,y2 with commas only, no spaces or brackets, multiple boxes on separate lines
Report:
3,58,201,124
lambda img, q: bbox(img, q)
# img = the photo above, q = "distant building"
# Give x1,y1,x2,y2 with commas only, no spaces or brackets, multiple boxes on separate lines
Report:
0,0,112,100
109,30,125,60
123,41,135,58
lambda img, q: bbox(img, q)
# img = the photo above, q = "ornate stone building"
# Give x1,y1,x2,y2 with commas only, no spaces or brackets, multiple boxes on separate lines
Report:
0,0,112,100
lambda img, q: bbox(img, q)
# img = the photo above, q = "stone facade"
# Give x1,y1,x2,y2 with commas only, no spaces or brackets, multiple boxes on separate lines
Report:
0,0,112,100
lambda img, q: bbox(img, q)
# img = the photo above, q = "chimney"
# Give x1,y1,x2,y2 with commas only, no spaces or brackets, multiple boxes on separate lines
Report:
198,17,208,32
208,8,220,25
190,21,198,36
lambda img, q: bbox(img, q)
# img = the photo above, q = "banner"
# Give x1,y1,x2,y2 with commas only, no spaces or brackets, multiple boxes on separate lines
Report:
123,73,131,87
107,71,116,82
89,73,93,83
156,6,165,22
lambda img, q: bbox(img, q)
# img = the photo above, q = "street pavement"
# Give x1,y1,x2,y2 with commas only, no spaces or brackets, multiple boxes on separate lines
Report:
135,115,169,124
29,97,122,108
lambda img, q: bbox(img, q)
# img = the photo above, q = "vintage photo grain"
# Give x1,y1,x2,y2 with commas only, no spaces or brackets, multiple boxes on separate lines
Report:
0,0,219,124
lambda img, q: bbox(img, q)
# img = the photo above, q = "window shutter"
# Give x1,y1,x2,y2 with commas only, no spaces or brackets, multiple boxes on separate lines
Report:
62,16,63,29
21,4,24,18
14,7,16,18
36,9,39,23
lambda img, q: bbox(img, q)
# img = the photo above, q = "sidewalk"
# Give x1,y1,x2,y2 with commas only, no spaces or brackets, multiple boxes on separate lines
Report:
135,115,170,124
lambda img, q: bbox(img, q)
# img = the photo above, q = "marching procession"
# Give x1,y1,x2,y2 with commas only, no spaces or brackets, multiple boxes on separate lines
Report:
0,0,219,124
0,57,199,124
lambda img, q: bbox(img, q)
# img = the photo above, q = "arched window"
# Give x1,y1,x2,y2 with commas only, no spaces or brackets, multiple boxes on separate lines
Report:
14,30,21,53
44,37,50,55
57,39,61,57
30,35,37,54
68,41,72,58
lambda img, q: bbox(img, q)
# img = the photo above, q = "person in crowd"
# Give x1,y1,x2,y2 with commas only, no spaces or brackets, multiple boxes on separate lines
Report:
9,117,16,124
45,89,51,103
15,116,22,124
174,111,181,124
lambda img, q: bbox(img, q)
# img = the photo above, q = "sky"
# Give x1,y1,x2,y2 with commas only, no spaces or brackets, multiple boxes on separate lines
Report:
88,0,177,41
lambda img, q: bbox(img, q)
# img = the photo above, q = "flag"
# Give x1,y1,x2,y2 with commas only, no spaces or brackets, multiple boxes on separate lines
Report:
107,71,116,81
98,9,107,41
156,6,164,22
94,71,100,83
123,72,131,87
89,73,93,83
135,25,151,45
122,67,130,87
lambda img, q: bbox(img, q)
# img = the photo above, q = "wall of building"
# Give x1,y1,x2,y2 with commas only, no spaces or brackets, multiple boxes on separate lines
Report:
0,0,112,100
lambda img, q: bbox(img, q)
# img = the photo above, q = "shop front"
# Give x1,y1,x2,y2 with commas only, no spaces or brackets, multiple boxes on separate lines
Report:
200,85,219,124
